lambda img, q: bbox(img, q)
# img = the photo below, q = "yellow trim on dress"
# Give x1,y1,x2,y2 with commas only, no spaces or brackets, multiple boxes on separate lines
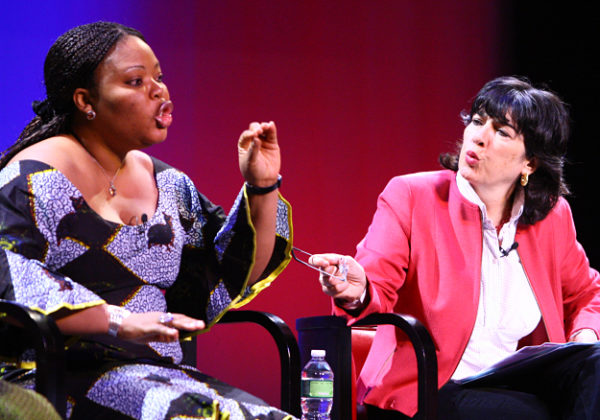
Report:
28,299,106,317
233,192,293,308
184,192,293,336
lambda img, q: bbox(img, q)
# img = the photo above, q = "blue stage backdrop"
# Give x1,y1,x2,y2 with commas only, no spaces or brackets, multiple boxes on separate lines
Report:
0,1,147,150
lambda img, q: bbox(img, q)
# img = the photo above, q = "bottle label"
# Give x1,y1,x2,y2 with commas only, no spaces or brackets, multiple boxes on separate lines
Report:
301,380,334,398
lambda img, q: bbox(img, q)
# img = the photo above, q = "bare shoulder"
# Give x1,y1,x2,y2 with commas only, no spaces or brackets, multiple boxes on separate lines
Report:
8,136,79,169
127,149,154,174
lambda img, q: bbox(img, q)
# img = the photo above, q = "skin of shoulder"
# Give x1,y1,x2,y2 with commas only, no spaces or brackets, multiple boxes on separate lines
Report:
8,136,154,177
128,149,154,173
8,135,77,169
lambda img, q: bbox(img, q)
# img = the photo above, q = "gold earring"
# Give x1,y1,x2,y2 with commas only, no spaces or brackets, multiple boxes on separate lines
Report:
520,173,529,187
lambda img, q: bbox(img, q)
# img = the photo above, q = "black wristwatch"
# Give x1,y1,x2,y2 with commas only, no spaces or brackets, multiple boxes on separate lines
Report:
245,174,282,195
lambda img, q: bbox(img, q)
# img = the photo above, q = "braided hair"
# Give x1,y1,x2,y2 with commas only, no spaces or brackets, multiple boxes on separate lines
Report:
0,21,145,168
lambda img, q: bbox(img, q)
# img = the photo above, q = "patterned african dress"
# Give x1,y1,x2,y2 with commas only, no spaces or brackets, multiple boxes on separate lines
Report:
0,158,295,420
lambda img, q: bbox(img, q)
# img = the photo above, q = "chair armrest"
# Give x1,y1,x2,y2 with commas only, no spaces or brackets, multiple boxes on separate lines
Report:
219,310,301,417
0,299,66,419
354,313,438,420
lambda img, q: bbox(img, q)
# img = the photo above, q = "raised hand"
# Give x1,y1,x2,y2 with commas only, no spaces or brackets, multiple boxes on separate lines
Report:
238,121,281,187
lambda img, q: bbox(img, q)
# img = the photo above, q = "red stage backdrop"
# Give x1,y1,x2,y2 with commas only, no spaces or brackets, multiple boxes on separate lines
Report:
133,1,509,406
2,0,509,408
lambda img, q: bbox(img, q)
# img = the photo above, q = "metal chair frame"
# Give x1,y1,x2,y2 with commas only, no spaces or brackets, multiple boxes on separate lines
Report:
0,299,301,419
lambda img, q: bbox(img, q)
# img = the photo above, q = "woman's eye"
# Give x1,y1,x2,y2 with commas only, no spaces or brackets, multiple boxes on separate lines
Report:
495,125,514,138
127,78,143,87
472,117,483,125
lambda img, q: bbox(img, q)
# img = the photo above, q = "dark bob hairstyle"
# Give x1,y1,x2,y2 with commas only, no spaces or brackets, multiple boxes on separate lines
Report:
440,76,571,225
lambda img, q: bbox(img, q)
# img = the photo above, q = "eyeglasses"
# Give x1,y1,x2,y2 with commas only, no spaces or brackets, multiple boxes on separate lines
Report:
291,247,348,282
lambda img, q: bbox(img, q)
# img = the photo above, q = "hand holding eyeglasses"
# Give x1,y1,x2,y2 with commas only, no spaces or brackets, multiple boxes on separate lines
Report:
292,247,367,303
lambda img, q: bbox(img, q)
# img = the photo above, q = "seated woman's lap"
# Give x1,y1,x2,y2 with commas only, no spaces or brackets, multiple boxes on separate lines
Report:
64,362,290,420
366,344,600,420
366,384,553,420
438,382,555,420
441,344,600,420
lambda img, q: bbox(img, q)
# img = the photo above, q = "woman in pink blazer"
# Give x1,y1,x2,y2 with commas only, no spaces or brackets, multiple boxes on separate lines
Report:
310,76,600,419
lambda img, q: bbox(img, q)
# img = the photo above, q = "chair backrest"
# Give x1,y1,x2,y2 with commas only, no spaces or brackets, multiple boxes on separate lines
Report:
351,326,377,376
351,326,377,420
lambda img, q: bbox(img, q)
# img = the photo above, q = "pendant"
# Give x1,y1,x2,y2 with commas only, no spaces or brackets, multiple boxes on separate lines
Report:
109,182,117,197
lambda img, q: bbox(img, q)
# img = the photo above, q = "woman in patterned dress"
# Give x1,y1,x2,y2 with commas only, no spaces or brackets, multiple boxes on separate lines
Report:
0,21,294,420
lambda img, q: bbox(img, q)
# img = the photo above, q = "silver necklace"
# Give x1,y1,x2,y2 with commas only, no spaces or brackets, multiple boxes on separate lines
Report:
74,134,124,197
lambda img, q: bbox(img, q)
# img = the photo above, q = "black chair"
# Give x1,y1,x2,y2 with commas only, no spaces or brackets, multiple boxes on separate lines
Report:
0,300,66,418
0,299,301,419
296,313,438,420
182,310,301,416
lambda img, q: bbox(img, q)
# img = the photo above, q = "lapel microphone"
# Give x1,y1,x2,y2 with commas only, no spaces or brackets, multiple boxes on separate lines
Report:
499,242,519,257
137,213,148,235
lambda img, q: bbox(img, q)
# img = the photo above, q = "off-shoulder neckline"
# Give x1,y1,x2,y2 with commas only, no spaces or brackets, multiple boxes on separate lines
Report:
7,159,161,228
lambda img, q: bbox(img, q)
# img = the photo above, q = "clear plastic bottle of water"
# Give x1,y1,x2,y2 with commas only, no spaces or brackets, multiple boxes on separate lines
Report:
301,349,334,420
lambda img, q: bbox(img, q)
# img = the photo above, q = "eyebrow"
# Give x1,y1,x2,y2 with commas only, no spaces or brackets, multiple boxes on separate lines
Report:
477,112,518,132
500,120,517,131
123,62,161,72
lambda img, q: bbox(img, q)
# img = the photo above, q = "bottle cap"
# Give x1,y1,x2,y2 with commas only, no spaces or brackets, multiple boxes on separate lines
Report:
311,349,326,357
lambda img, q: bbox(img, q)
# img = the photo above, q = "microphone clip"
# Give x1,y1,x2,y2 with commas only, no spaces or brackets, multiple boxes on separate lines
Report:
499,242,519,257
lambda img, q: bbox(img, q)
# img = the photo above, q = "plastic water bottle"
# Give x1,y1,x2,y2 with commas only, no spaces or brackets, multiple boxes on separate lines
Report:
301,349,334,420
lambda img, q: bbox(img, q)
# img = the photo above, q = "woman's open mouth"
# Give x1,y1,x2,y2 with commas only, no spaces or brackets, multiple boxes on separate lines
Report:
155,100,173,129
